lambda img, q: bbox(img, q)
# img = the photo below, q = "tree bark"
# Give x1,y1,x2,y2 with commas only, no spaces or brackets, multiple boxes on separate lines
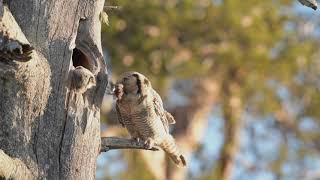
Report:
100,137,159,152
0,0,107,179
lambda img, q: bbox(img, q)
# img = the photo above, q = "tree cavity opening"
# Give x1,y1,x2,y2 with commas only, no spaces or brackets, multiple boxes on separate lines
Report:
72,48,91,70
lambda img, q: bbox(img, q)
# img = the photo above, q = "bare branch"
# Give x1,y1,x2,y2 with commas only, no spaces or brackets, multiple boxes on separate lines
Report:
0,150,33,179
100,137,160,152
297,0,318,10
103,5,122,11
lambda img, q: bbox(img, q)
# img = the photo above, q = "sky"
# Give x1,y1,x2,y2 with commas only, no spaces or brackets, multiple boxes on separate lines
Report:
97,1,320,180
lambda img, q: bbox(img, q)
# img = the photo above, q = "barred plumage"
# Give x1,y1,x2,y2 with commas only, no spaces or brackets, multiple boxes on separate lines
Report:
115,71,186,167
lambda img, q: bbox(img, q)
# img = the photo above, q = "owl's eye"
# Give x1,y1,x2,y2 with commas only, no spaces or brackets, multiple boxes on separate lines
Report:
123,77,128,81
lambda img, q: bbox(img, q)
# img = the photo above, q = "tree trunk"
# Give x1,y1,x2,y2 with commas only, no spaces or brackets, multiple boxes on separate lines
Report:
166,78,220,180
0,0,107,179
212,81,243,180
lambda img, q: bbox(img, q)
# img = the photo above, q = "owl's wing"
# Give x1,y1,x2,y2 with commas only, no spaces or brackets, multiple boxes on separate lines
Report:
165,111,176,124
152,90,175,133
115,102,125,127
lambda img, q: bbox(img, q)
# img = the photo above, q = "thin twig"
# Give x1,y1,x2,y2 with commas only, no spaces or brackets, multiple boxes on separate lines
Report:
103,5,122,11
100,137,160,152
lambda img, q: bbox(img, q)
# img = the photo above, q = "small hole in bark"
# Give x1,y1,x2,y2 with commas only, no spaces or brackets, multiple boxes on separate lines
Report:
72,48,91,70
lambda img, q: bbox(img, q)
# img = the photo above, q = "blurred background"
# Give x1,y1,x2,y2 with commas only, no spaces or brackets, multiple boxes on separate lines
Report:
97,0,320,179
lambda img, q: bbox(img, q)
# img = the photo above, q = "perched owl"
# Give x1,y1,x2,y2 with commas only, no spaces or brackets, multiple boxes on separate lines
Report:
71,66,96,94
115,71,186,167
298,0,318,10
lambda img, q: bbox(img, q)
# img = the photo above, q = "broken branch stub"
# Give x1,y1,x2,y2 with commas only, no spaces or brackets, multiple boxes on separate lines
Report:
101,137,160,152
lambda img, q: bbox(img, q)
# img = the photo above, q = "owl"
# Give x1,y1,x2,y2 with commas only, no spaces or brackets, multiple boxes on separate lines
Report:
115,71,186,167
71,66,96,94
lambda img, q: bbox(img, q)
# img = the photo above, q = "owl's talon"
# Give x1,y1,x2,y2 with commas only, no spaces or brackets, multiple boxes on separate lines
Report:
131,137,140,144
144,138,154,149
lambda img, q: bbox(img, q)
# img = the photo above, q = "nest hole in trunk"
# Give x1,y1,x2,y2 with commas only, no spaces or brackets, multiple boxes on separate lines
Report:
72,48,91,70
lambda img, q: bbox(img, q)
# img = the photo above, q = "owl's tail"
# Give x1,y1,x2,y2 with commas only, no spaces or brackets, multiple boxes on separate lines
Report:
160,135,187,167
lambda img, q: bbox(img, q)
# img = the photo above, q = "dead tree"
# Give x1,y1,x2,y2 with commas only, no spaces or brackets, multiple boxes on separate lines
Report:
0,1,159,179
0,0,107,179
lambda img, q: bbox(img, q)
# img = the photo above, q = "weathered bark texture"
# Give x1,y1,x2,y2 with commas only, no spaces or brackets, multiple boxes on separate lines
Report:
0,0,107,179
0,150,33,179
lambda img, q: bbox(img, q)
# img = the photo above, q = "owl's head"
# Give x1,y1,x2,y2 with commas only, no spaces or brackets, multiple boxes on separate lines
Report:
72,66,96,94
117,71,150,94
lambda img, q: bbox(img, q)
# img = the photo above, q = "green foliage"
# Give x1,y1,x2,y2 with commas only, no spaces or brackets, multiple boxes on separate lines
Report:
101,0,320,179
120,151,155,180
103,0,317,113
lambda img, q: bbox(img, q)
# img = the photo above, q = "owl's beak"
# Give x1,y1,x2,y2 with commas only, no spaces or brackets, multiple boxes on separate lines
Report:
91,76,96,85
